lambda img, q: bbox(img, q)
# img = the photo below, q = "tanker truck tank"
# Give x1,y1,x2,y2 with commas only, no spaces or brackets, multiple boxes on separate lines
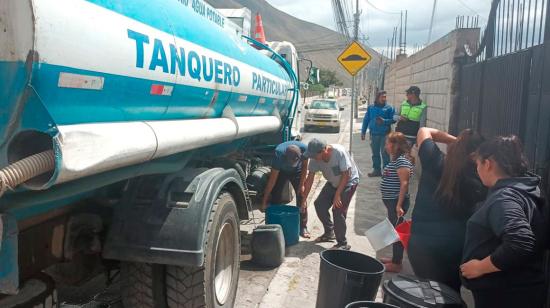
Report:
0,0,310,303
0,0,298,193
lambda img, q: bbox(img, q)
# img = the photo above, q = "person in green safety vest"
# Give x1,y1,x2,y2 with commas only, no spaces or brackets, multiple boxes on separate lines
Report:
396,86,427,144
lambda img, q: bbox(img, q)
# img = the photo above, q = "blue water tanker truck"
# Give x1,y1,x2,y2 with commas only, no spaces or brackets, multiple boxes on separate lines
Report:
0,0,307,306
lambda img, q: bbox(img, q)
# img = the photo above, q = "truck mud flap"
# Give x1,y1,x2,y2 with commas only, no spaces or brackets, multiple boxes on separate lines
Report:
102,167,246,267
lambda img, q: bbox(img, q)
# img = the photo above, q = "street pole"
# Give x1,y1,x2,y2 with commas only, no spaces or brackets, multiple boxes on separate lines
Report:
350,75,354,153
350,0,360,153
353,0,360,120
427,0,437,44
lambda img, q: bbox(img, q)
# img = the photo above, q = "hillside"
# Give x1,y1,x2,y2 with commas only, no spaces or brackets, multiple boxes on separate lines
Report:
206,0,382,87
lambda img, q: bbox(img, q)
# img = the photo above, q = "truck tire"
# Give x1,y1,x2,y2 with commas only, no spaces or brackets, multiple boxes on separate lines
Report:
166,192,240,308
121,262,166,308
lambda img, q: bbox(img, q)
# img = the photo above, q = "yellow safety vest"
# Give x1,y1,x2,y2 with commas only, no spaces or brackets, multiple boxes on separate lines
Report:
400,101,427,122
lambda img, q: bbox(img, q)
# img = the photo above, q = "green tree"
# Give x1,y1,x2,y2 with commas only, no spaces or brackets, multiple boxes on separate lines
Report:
319,69,343,87
309,83,325,93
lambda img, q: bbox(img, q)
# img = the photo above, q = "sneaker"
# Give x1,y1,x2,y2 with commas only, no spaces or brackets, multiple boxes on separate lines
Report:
367,170,382,177
330,243,351,250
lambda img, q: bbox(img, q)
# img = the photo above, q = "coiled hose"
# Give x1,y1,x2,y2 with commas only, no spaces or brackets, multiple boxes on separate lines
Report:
0,150,55,197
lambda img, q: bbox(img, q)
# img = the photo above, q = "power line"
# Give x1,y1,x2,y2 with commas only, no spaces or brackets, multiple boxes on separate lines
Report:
331,0,352,39
295,42,350,50
362,0,401,15
456,0,487,20
299,44,349,53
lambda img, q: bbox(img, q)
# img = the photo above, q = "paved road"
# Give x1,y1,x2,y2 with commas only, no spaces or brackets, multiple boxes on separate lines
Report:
300,96,352,145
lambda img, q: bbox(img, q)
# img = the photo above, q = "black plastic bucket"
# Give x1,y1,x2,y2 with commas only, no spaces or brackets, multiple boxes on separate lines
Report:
251,224,285,267
382,274,465,308
346,301,399,308
316,250,385,308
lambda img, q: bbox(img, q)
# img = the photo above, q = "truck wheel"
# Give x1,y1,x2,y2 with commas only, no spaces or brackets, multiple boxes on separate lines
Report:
165,192,240,308
121,262,166,308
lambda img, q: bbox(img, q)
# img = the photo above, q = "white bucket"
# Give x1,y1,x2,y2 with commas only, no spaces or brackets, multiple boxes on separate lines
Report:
364,218,400,251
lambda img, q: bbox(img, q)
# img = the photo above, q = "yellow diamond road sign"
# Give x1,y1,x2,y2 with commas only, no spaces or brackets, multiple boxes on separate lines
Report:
337,41,372,76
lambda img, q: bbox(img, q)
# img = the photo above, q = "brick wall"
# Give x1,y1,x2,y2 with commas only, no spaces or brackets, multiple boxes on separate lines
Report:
383,28,480,131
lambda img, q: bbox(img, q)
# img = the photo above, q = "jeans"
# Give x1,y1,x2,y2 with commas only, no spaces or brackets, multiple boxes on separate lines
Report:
314,183,357,244
370,134,390,172
383,198,410,264
270,170,307,229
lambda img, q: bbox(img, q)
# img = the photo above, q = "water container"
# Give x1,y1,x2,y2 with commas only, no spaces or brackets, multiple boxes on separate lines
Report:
316,250,385,308
395,220,412,250
382,274,465,308
251,224,285,267
365,218,400,251
346,302,399,308
266,205,300,246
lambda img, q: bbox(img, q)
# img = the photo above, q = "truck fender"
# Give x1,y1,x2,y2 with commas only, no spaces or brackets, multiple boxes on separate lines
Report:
103,167,247,267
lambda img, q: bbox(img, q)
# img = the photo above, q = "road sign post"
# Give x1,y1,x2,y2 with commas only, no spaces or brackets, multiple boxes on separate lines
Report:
337,41,372,153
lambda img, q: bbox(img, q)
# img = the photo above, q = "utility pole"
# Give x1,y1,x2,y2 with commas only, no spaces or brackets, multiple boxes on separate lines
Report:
350,0,360,153
427,0,437,44
404,10,408,54
398,11,403,55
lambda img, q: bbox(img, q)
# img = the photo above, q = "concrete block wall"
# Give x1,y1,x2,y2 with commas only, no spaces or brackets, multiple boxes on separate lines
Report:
383,28,480,131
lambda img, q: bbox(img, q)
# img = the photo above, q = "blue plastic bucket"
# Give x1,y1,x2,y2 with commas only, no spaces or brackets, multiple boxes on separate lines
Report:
266,204,300,246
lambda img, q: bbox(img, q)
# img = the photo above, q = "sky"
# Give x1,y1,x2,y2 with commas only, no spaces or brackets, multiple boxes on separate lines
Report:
265,0,493,55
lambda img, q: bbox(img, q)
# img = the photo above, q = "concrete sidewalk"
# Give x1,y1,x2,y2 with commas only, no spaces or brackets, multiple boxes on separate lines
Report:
249,104,416,308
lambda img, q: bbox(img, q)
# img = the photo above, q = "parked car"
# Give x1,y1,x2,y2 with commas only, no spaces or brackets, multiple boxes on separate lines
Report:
304,99,344,133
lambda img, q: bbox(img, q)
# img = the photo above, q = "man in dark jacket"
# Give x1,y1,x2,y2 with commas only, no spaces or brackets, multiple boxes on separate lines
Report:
361,91,394,177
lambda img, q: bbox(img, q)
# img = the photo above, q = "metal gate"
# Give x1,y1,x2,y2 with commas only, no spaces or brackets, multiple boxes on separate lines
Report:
453,0,550,194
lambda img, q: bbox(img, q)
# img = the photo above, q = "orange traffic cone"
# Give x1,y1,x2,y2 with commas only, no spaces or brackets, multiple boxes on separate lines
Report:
254,13,266,44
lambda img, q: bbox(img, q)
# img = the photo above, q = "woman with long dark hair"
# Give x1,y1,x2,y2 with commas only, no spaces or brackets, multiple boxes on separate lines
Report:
379,132,414,272
461,136,547,308
408,127,486,291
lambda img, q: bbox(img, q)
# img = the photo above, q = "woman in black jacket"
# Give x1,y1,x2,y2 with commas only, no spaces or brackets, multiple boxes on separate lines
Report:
461,136,547,308
408,128,486,291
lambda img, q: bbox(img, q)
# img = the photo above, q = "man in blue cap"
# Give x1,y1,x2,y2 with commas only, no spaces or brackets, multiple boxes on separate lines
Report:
262,141,310,238
302,138,359,250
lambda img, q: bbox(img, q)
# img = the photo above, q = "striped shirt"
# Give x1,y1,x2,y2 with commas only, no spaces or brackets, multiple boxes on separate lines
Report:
380,155,414,200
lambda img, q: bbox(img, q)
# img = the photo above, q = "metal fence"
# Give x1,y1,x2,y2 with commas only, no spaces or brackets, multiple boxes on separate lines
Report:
453,0,550,195
469,0,547,61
